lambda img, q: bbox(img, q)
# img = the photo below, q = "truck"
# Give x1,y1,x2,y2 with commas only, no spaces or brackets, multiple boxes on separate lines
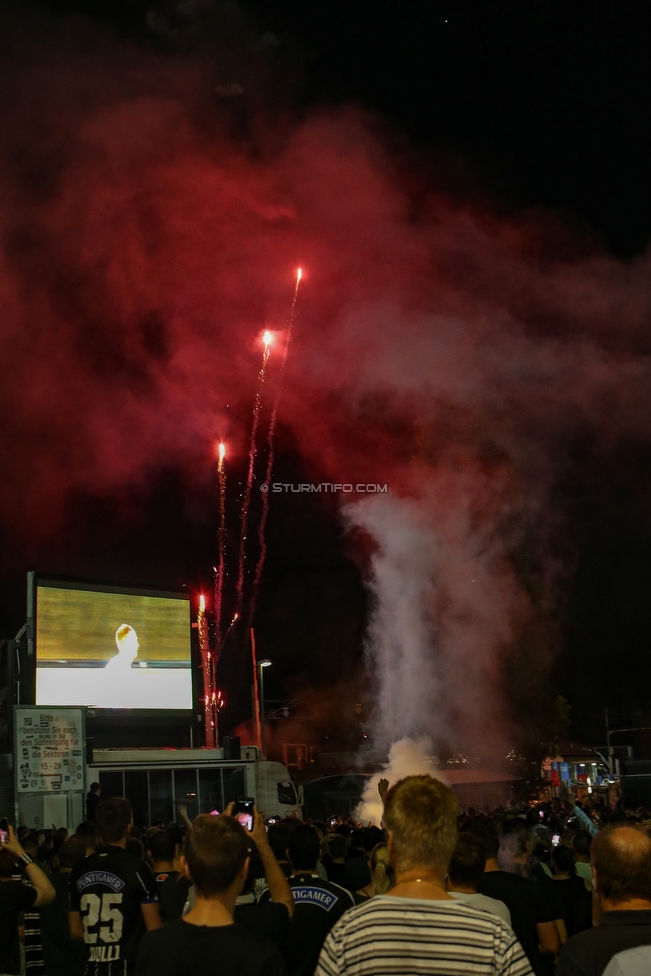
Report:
85,746,304,826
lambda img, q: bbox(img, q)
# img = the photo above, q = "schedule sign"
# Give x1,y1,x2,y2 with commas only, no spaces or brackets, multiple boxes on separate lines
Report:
15,706,85,794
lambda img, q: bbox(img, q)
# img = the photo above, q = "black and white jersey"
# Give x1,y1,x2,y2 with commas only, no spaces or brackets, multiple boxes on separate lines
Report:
263,871,354,976
70,845,158,976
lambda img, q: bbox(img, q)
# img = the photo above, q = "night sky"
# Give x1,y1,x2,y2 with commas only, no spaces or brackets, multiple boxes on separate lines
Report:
2,0,651,756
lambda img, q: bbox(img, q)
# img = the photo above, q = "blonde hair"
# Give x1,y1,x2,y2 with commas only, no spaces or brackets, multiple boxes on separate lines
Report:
371,844,395,894
384,775,458,872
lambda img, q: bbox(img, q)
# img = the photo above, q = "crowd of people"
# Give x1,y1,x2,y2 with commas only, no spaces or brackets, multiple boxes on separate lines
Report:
2,779,651,975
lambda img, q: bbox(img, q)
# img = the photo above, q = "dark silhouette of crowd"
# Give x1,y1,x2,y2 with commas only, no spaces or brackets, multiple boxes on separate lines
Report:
2,781,651,975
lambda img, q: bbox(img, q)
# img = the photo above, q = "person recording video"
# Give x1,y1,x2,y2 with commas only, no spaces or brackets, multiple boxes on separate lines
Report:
0,826,56,976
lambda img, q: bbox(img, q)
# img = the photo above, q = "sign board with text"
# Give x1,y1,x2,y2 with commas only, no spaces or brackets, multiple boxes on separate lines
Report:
14,706,85,794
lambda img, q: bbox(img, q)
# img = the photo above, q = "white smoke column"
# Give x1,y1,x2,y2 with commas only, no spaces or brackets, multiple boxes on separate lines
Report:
344,492,442,751
357,737,447,825
345,479,523,769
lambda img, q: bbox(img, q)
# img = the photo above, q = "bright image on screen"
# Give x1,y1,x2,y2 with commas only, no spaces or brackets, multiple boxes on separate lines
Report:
35,585,192,709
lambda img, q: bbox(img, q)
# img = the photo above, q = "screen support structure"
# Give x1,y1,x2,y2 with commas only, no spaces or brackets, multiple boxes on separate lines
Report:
24,571,36,705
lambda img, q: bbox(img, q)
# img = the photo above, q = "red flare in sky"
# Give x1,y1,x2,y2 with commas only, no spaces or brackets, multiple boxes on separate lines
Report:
215,440,227,649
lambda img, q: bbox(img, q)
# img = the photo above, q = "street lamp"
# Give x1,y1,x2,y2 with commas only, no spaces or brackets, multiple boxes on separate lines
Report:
258,660,272,757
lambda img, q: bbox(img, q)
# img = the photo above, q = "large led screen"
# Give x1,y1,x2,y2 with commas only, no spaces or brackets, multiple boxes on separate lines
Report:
35,583,192,709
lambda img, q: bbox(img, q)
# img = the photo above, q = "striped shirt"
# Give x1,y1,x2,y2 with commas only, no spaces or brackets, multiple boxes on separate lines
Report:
11,871,45,975
315,895,534,976
23,904,46,975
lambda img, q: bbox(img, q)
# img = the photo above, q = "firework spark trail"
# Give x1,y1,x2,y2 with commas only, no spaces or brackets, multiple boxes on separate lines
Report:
249,269,302,625
235,332,272,615
214,442,226,648
197,593,216,747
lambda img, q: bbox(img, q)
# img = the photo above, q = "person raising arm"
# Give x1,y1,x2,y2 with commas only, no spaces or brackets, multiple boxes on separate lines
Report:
249,808,294,919
1,826,56,906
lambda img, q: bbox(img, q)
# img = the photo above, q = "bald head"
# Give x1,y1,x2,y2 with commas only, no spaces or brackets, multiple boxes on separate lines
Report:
592,825,651,905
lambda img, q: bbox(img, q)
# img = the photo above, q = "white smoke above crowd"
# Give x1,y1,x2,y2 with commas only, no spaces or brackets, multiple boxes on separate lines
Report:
356,737,447,825
344,474,524,785
344,494,442,752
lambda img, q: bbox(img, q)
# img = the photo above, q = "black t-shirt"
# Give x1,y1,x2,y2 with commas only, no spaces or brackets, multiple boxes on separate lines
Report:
157,873,191,923
557,910,651,976
325,862,347,888
70,844,158,975
155,870,178,893
553,877,592,938
87,792,101,823
343,855,371,892
154,871,185,923
0,880,37,975
134,918,285,976
529,863,565,921
235,900,290,945
533,870,567,976
265,872,354,976
478,870,556,976
39,871,87,976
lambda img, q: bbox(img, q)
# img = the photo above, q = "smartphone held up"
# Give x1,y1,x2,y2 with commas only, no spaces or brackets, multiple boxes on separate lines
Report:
234,798,255,831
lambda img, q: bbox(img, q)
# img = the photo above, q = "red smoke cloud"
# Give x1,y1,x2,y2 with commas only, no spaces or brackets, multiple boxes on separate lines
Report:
3,12,651,757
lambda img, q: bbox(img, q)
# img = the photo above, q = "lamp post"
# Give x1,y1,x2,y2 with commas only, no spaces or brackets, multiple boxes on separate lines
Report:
258,659,272,757
251,629,262,752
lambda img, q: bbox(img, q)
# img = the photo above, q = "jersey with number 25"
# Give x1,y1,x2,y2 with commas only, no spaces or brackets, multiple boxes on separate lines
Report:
70,845,158,974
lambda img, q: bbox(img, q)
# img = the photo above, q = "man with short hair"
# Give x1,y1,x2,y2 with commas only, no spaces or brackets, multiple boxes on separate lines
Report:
316,776,532,976
267,824,293,879
21,833,45,867
180,805,294,940
86,783,102,823
147,830,180,922
567,791,598,840
326,835,348,887
147,831,176,881
465,815,501,869
268,824,353,976
572,831,594,885
447,833,512,926
75,822,99,857
69,797,161,974
135,813,284,975
478,818,561,975
165,822,184,871
557,825,651,976
343,827,382,892
40,836,87,976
